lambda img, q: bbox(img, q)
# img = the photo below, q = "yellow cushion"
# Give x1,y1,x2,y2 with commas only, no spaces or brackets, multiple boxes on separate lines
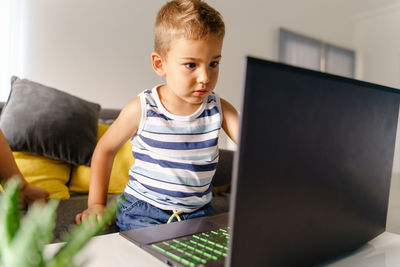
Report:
13,152,71,199
68,123,134,194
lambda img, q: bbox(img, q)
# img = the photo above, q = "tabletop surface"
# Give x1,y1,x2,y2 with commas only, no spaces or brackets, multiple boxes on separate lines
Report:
44,231,400,267
45,232,167,267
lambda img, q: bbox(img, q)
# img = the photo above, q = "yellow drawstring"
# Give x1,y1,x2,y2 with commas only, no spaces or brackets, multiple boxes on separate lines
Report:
167,209,183,224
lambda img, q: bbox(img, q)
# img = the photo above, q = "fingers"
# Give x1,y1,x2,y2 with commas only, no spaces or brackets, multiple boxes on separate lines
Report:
75,211,91,224
22,185,49,205
41,189,50,200
97,213,103,223
75,213,83,224
75,206,107,225
75,212,92,224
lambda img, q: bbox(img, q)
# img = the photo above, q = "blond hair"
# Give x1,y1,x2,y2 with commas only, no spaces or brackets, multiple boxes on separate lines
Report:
154,0,225,56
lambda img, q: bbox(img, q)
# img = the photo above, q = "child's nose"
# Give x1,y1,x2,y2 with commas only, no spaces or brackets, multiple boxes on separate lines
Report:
197,67,210,85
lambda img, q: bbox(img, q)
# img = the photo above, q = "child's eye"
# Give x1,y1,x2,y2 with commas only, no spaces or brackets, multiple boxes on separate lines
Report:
210,61,220,68
185,63,196,69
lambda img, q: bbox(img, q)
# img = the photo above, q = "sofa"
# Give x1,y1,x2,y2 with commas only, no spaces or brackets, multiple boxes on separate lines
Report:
0,77,233,242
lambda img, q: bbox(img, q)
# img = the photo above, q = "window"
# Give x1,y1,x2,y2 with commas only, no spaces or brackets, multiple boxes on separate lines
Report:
0,1,22,102
279,28,355,78
0,0,11,101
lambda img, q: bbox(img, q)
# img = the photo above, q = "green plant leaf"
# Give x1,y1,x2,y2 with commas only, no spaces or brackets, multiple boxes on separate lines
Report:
2,199,58,267
0,177,22,246
0,177,22,264
0,178,118,267
48,201,117,267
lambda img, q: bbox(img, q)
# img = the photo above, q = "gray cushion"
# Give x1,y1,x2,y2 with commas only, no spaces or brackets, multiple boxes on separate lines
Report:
0,77,101,166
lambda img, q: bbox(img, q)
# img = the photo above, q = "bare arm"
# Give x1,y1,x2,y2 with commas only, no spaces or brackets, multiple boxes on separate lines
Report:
0,130,49,203
0,130,24,182
221,98,239,144
75,96,142,223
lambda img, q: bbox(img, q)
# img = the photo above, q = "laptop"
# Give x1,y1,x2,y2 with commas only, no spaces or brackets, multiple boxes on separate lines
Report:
120,56,400,266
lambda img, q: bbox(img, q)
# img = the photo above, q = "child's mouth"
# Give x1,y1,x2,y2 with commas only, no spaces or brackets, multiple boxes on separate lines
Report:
194,89,208,96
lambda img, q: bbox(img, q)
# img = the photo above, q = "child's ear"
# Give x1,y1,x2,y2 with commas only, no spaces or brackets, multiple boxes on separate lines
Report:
151,52,166,77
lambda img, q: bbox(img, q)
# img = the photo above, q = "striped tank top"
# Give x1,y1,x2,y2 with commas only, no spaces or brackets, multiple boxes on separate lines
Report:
124,85,222,212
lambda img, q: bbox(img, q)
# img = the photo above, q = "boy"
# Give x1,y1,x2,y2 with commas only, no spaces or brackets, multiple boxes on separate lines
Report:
75,0,238,231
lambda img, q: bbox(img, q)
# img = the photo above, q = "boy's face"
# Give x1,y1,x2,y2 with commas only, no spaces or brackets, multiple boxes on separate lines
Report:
154,36,223,105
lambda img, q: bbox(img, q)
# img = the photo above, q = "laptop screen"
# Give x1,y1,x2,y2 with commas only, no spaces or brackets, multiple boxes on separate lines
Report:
227,57,400,266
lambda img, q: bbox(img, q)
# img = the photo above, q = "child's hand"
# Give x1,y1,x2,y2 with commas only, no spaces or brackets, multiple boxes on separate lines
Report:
75,204,108,225
21,184,49,205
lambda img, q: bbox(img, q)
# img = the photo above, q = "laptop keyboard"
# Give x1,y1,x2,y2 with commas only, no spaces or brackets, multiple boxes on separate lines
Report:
151,227,229,266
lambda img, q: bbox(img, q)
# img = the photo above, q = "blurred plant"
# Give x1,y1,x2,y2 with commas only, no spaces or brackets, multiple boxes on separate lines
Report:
0,177,116,267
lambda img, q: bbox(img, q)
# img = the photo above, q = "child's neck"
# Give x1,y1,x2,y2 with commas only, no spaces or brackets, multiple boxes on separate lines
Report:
157,85,203,116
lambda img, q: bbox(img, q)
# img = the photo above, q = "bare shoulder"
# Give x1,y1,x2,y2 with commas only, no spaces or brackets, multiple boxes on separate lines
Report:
119,96,142,122
220,97,237,117
102,96,142,144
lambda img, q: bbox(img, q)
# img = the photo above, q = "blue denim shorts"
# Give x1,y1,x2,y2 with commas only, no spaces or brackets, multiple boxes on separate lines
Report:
116,192,214,231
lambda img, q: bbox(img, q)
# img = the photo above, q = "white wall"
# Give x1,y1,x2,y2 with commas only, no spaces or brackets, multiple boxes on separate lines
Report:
18,0,163,108
354,4,400,88
354,4,400,173
18,0,356,110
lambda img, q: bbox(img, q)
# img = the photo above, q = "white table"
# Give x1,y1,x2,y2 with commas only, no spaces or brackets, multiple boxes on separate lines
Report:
324,231,400,267
45,233,167,267
45,231,400,267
